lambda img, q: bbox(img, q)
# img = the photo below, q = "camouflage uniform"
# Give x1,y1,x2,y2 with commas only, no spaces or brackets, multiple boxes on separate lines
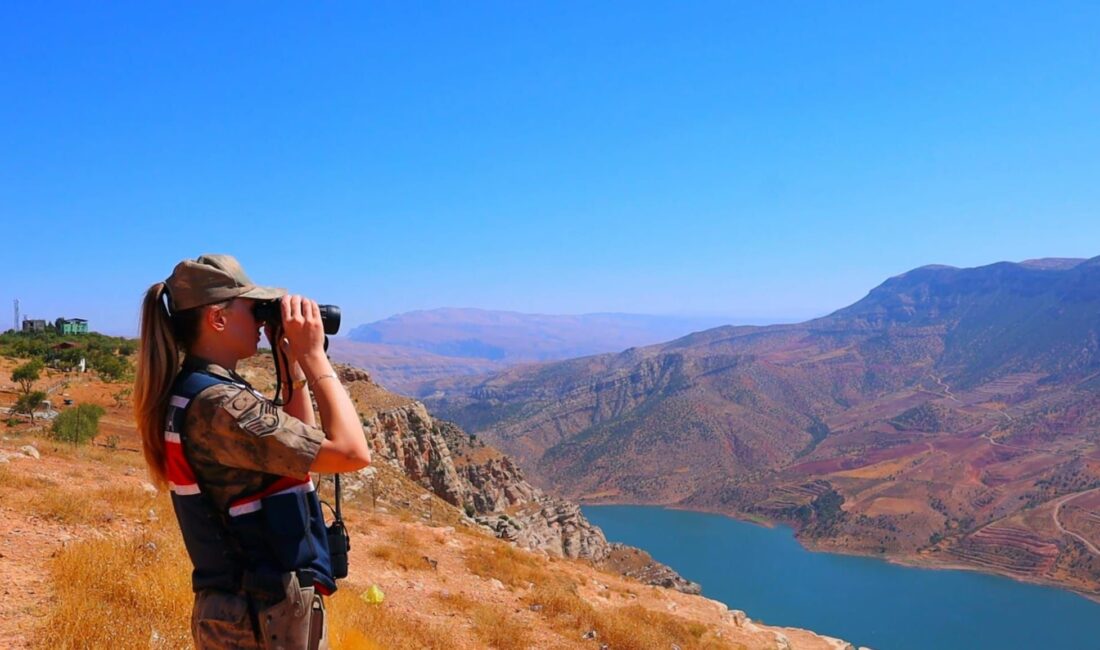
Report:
182,357,329,650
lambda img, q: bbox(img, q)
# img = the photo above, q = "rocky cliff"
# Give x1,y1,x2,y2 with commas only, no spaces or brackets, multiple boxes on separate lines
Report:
331,365,700,593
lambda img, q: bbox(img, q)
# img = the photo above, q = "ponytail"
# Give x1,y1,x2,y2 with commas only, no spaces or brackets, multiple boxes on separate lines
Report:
134,282,180,486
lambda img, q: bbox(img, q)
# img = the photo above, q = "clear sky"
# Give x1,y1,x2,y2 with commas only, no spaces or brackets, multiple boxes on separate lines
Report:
2,2,1098,335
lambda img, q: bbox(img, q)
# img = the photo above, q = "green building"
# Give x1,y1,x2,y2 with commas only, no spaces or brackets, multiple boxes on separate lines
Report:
55,318,89,335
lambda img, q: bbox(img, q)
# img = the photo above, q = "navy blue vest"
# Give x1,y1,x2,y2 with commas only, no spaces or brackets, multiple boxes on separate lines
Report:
165,367,337,595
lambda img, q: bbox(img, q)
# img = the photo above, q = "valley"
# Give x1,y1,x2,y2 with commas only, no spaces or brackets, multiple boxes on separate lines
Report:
424,257,1100,597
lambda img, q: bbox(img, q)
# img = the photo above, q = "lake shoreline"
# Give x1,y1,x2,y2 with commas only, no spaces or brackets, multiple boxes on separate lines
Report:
579,498,1100,606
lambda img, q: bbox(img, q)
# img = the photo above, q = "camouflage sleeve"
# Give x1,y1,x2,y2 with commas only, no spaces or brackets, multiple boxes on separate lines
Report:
186,383,325,478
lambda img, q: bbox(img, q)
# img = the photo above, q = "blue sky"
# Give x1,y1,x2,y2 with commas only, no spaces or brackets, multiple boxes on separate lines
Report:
2,2,1098,335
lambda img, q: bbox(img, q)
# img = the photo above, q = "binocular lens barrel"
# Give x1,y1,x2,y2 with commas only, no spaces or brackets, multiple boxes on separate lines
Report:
253,300,341,335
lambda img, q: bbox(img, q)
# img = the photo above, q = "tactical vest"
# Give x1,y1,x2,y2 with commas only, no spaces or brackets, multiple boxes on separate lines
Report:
165,368,337,596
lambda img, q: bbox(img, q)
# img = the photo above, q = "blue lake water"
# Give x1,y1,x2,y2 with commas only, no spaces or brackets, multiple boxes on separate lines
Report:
582,505,1100,650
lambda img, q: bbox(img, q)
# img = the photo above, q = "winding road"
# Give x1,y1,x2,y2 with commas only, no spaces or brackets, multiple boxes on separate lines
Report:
1053,487,1100,556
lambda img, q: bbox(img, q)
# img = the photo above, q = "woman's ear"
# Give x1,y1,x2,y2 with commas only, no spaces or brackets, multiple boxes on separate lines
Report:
205,304,228,333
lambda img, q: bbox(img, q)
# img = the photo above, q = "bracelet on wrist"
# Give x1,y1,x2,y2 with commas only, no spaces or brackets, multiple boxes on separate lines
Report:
311,373,339,386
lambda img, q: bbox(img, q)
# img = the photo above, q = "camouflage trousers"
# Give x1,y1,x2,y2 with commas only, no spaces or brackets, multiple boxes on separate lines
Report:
191,573,328,650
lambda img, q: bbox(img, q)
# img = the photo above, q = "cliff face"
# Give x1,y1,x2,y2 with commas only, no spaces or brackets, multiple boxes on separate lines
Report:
358,399,611,562
335,365,701,591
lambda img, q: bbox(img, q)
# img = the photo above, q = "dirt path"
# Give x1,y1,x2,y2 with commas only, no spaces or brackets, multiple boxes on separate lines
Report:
929,374,960,402
1053,487,1100,556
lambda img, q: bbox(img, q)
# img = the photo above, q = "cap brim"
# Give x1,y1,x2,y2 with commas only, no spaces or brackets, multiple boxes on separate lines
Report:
238,285,287,301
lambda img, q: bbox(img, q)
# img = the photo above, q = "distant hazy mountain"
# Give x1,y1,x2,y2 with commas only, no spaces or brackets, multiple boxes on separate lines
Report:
423,256,1100,594
326,337,507,393
335,309,736,392
349,308,735,361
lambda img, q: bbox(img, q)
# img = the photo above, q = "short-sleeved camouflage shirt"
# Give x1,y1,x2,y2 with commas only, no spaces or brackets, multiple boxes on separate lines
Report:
180,357,325,512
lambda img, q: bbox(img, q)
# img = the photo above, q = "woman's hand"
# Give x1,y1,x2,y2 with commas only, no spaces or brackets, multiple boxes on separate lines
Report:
279,294,325,362
263,321,305,383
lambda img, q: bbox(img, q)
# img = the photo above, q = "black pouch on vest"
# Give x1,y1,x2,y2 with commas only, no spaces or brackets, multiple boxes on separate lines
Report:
326,519,349,579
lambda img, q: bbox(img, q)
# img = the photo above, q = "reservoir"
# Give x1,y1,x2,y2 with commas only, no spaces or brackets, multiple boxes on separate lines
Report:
583,505,1100,649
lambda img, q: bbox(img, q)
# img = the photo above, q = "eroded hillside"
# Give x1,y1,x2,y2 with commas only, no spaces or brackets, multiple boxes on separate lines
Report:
425,257,1100,597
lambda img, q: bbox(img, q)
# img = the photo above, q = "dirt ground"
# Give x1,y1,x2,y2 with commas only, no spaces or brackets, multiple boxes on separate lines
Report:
0,358,854,649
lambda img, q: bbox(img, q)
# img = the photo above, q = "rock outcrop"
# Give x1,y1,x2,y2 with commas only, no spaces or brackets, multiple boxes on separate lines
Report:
476,495,611,562
357,398,610,560
336,370,698,591
601,543,702,594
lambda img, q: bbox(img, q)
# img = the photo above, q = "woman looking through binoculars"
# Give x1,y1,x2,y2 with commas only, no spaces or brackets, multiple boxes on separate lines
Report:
133,254,370,650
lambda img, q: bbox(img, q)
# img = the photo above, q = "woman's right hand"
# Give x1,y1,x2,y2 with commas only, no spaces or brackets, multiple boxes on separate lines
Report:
279,294,325,362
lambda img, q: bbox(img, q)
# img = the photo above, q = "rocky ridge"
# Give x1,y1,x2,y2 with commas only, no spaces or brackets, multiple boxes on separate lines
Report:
329,364,700,593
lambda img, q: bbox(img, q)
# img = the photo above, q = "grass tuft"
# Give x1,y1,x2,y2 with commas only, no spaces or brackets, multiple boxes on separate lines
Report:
33,501,192,649
327,585,453,649
369,528,431,571
435,591,535,649
463,542,546,589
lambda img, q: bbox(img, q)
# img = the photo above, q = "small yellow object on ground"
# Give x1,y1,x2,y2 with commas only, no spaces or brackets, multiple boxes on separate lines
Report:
360,584,385,604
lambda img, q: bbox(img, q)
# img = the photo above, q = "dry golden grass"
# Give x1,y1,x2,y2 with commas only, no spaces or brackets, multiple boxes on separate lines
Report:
463,542,548,589
33,501,193,650
33,505,455,650
28,489,102,524
17,452,738,650
525,581,731,650
27,482,152,525
0,463,51,489
368,528,433,571
435,591,535,649
327,585,452,650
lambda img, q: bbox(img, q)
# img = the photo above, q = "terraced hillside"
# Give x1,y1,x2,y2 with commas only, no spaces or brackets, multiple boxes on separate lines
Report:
425,257,1100,596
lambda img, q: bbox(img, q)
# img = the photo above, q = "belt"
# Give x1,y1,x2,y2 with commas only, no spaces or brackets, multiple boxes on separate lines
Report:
239,569,315,598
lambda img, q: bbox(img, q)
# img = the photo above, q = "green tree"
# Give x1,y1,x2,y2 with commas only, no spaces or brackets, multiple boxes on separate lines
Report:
13,390,47,421
12,359,44,395
51,404,106,445
93,353,129,382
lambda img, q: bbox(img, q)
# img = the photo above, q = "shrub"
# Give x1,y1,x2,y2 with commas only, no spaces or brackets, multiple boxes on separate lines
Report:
14,390,47,420
92,353,129,382
12,359,44,393
51,404,106,445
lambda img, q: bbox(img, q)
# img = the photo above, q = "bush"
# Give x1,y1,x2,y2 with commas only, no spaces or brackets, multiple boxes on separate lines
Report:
12,359,43,394
51,404,106,445
92,353,129,382
14,390,47,420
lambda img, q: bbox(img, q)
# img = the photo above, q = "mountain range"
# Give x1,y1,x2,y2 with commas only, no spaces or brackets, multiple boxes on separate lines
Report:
423,256,1100,596
331,309,736,392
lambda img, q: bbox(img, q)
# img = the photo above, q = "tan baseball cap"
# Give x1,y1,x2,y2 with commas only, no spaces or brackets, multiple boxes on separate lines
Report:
165,254,286,312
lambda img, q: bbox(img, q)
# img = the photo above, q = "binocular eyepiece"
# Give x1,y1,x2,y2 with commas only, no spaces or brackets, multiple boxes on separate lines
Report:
252,300,342,336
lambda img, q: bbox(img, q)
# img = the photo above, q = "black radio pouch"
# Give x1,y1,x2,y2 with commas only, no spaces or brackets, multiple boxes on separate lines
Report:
326,518,350,579
323,474,350,580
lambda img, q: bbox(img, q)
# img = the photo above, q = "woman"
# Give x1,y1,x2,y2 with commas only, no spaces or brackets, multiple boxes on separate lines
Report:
134,254,371,650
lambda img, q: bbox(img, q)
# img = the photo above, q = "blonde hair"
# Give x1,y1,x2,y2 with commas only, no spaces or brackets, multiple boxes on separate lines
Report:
134,282,181,486
133,284,222,485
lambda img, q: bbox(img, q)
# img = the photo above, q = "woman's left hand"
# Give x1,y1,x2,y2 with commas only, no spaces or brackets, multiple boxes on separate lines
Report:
264,323,304,383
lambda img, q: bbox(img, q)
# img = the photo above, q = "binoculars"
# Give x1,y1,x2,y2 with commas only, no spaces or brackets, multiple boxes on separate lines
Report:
252,300,342,336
